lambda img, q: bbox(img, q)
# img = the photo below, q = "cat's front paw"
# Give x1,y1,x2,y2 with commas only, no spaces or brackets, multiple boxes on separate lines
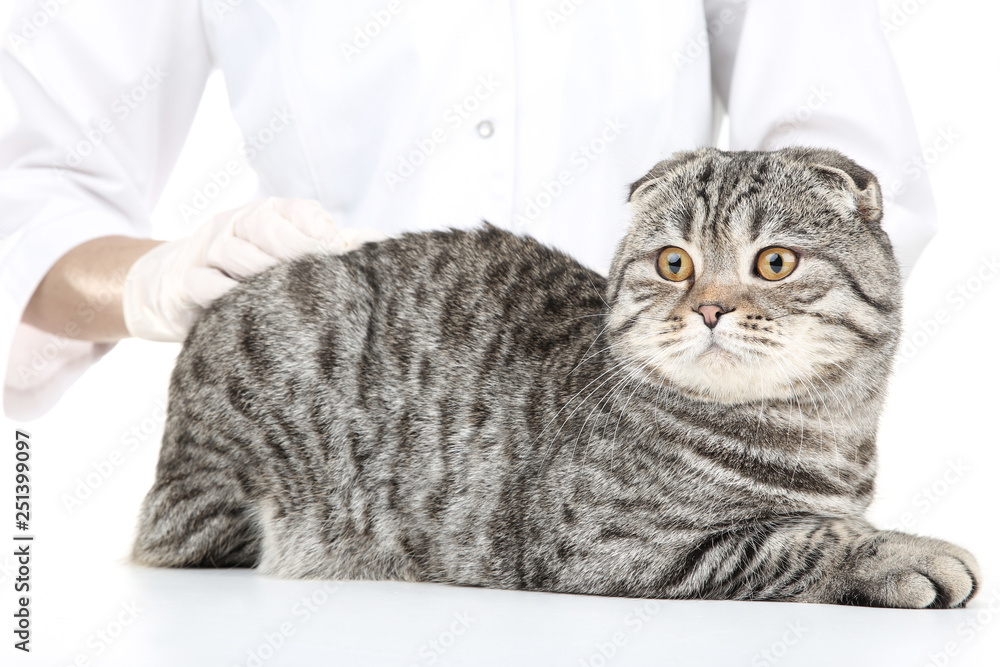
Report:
833,532,980,609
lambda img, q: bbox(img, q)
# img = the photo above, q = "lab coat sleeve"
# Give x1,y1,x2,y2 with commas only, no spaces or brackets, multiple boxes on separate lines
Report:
703,0,936,280
0,0,212,420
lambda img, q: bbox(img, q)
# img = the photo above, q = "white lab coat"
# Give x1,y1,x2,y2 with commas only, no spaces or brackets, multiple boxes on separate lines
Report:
0,0,936,419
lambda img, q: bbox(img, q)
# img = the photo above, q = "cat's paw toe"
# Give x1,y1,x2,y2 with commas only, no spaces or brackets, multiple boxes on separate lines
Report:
839,533,979,609
886,555,976,608
885,569,938,608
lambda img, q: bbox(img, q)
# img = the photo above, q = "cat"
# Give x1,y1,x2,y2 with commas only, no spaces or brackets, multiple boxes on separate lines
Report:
132,146,979,608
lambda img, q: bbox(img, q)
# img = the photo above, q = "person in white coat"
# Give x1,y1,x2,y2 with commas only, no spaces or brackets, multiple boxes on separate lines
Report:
0,0,936,420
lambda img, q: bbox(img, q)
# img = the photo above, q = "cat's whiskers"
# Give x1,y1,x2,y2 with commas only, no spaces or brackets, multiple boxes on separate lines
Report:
536,333,669,467
805,378,843,481
566,320,611,377
752,352,767,447
570,346,669,462
560,311,664,326
567,315,618,378
793,348,856,404
582,359,650,464
797,375,841,476
779,345,863,410
782,346,867,466
531,357,634,459
608,346,673,471
799,350,868,393
587,275,612,311
556,312,610,325
572,381,619,461
576,376,625,463
571,322,684,381
597,347,671,462
768,351,841,481
651,351,675,436
730,331,861,482
766,350,857,486
568,320,657,377
766,310,879,387
591,363,645,460
543,360,639,464
763,353,807,485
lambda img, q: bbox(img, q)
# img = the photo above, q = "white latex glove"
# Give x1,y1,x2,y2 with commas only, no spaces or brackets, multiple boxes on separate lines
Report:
123,198,387,342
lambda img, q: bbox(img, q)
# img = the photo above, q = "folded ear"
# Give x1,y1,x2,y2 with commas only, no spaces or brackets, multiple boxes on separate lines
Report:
628,149,708,201
780,147,883,224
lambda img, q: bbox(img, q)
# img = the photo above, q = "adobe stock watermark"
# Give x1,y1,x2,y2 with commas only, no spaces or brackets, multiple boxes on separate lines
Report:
178,107,294,224
60,397,167,514
5,0,74,51
213,0,245,19
578,598,662,667
60,600,144,666
55,66,168,176
919,587,1000,667
751,621,808,667
881,0,933,37
673,3,744,70
13,269,128,386
761,85,835,150
384,74,502,191
406,610,475,666
515,116,627,228
882,125,959,206
340,0,412,62
886,460,970,533
897,254,998,365
235,581,341,667
545,0,589,30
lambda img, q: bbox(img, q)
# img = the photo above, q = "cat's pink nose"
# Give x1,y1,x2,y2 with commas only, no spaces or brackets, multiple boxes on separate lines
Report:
697,304,725,329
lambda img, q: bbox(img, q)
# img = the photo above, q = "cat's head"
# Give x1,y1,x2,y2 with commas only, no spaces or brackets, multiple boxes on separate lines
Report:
607,147,901,405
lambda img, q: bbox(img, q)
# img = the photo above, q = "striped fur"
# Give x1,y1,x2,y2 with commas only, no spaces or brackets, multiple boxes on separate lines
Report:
133,147,978,608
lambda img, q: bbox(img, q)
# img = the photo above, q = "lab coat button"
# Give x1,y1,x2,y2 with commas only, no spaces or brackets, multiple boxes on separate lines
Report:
476,120,494,138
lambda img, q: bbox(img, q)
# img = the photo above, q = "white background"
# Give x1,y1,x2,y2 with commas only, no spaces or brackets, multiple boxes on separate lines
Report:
1,1,999,666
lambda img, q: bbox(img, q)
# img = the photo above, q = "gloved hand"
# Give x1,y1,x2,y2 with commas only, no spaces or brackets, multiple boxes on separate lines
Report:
123,198,386,342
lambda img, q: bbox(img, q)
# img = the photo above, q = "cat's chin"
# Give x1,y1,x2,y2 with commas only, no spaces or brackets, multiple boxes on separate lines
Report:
699,341,735,362
651,344,801,405
662,372,790,405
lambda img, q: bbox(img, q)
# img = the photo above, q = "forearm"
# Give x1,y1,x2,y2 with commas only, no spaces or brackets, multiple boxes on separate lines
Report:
21,236,163,343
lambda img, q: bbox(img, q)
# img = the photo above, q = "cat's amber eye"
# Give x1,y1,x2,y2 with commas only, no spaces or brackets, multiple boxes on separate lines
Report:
656,247,694,282
756,247,798,281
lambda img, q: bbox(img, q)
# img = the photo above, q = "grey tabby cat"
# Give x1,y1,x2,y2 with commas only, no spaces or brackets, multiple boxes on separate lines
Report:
133,146,979,608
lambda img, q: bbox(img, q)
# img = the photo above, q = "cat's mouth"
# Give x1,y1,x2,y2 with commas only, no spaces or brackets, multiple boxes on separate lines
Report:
699,339,737,363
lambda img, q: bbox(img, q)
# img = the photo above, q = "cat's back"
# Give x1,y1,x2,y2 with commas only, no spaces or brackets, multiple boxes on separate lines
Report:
172,224,609,429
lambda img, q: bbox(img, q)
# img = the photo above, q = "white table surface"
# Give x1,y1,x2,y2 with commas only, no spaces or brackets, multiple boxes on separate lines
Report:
10,557,1000,667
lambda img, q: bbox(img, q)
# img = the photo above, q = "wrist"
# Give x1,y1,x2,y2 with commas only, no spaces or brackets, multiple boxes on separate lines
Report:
23,236,164,342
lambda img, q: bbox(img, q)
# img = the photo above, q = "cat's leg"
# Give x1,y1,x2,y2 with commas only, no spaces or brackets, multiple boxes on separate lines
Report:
815,527,980,608
568,516,979,608
132,426,261,569
700,516,981,608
